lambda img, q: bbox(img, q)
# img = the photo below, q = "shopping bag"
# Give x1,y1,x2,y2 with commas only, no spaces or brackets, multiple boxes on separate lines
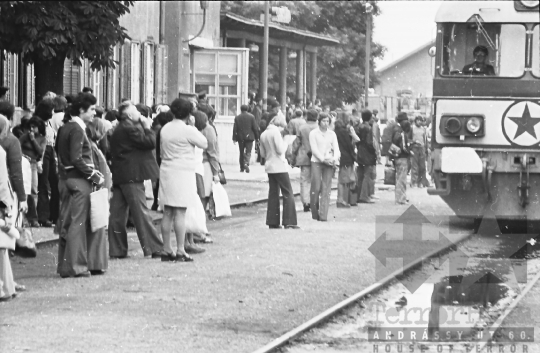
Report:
185,196,208,234
14,213,36,258
384,165,396,185
144,179,153,200
212,183,231,218
90,188,109,232
21,157,32,195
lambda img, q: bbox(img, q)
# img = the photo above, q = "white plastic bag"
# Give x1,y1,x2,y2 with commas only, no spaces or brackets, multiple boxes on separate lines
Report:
212,183,231,218
90,188,109,232
185,196,208,234
144,179,153,200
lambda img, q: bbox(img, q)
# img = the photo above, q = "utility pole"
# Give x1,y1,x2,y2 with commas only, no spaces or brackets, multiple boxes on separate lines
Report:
262,1,269,112
364,2,373,108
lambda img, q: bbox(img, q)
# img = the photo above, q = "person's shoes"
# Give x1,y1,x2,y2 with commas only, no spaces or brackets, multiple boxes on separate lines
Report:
240,169,244,173
29,220,40,227
336,202,351,208
185,245,206,254
0,293,18,302
303,204,310,212
244,164,250,173
151,250,169,259
89,270,105,276
75,271,91,278
269,225,282,229
161,252,176,262
359,199,375,204
14,283,26,292
370,195,380,200
193,234,213,244
284,225,300,229
151,203,159,211
39,220,53,227
175,253,194,262
110,255,130,259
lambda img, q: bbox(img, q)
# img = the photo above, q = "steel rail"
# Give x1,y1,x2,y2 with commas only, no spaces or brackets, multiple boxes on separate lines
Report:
251,231,475,353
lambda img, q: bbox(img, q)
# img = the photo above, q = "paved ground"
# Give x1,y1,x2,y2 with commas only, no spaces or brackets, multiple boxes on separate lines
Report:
1,164,456,353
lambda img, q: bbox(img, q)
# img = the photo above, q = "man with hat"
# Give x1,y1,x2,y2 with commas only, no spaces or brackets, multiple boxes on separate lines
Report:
233,104,259,173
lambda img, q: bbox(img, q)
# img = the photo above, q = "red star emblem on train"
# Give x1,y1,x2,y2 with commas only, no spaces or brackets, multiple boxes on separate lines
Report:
502,101,540,146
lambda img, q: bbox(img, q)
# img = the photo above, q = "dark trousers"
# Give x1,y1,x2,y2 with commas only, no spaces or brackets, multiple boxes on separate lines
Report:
411,145,428,187
108,182,163,257
310,162,333,221
57,178,108,277
357,165,375,202
238,140,253,170
266,173,297,226
38,146,59,223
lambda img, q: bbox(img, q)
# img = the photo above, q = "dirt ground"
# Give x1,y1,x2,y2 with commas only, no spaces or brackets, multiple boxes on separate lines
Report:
1,186,457,353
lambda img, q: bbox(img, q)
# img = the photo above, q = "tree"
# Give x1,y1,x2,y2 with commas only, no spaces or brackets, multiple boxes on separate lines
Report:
221,1,385,108
0,1,133,102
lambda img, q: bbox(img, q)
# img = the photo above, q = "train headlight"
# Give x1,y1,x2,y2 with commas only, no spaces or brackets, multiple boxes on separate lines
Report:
520,0,539,8
466,117,482,134
445,117,462,134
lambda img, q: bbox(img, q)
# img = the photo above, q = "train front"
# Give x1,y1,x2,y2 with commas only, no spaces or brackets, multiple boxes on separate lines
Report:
428,1,540,220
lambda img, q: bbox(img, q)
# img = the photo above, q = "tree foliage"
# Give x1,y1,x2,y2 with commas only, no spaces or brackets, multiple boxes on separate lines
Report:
0,1,133,70
222,1,385,108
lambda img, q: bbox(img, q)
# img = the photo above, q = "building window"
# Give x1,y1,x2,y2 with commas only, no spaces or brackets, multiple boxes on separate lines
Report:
1,52,19,106
194,51,242,118
130,42,141,103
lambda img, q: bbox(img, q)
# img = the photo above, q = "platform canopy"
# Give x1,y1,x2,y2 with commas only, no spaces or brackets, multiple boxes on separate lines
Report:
221,12,339,53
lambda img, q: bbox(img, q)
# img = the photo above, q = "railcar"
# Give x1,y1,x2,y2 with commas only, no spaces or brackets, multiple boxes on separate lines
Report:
428,1,540,219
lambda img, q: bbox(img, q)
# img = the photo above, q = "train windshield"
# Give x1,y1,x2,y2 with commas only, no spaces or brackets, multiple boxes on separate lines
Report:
440,22,526,77
533,25,540,77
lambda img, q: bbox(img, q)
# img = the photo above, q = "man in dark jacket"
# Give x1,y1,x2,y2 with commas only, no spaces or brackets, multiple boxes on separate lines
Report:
356,109,377,203
233,104,259,173
108,101,164,259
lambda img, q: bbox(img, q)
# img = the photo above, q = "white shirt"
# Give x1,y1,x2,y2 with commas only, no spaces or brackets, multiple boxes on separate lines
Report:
194,146,204,176
309,127,341,164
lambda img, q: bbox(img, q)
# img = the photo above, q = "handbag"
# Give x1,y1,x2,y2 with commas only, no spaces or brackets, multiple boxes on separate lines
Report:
14,212,37,258
388,143,401,158
384,165,396,185
218,163,227,185
90,187,109,232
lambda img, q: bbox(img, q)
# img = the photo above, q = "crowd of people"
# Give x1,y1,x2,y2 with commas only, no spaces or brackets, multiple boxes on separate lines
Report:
0,87,221,300
232,95,432,229
0,84,433,300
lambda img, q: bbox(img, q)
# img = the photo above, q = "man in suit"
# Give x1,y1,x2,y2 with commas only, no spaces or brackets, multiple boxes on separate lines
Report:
356,109,377,204
108,100,165,259
233,104,259,173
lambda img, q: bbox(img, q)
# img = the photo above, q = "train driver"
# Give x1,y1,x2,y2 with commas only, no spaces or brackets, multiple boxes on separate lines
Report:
462,45,495,76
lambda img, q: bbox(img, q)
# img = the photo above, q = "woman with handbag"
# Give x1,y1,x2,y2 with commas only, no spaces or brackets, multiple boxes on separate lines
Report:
309,113,341,221
393,113,412,205
334,112,357,208
159,98,208,262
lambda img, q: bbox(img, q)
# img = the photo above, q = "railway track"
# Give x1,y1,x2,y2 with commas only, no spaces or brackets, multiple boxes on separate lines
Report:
252,219,540,353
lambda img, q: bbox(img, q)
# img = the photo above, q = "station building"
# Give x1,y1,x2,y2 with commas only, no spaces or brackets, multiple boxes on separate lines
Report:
0,1,338,165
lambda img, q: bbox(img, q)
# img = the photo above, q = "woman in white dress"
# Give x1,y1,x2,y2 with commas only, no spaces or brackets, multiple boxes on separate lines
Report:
159,98,208,262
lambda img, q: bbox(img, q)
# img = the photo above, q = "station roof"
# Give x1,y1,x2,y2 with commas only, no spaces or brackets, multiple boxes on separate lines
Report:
221,12,340,47
376,40,435,74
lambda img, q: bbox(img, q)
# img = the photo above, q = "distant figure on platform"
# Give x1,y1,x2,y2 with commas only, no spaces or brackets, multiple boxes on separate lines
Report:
356,110,377,204
410,116,429,188
232,105,259,173
294,109,318,212
259,115,299,230
108,100,165,259
394,112,412,205
309,113,340,221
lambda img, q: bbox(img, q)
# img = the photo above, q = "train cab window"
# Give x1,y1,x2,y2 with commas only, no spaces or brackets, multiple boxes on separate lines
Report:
441,23,526,77
533,25,540,77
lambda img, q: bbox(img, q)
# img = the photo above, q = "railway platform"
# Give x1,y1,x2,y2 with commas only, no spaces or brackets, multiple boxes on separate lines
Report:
1,164,446,353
